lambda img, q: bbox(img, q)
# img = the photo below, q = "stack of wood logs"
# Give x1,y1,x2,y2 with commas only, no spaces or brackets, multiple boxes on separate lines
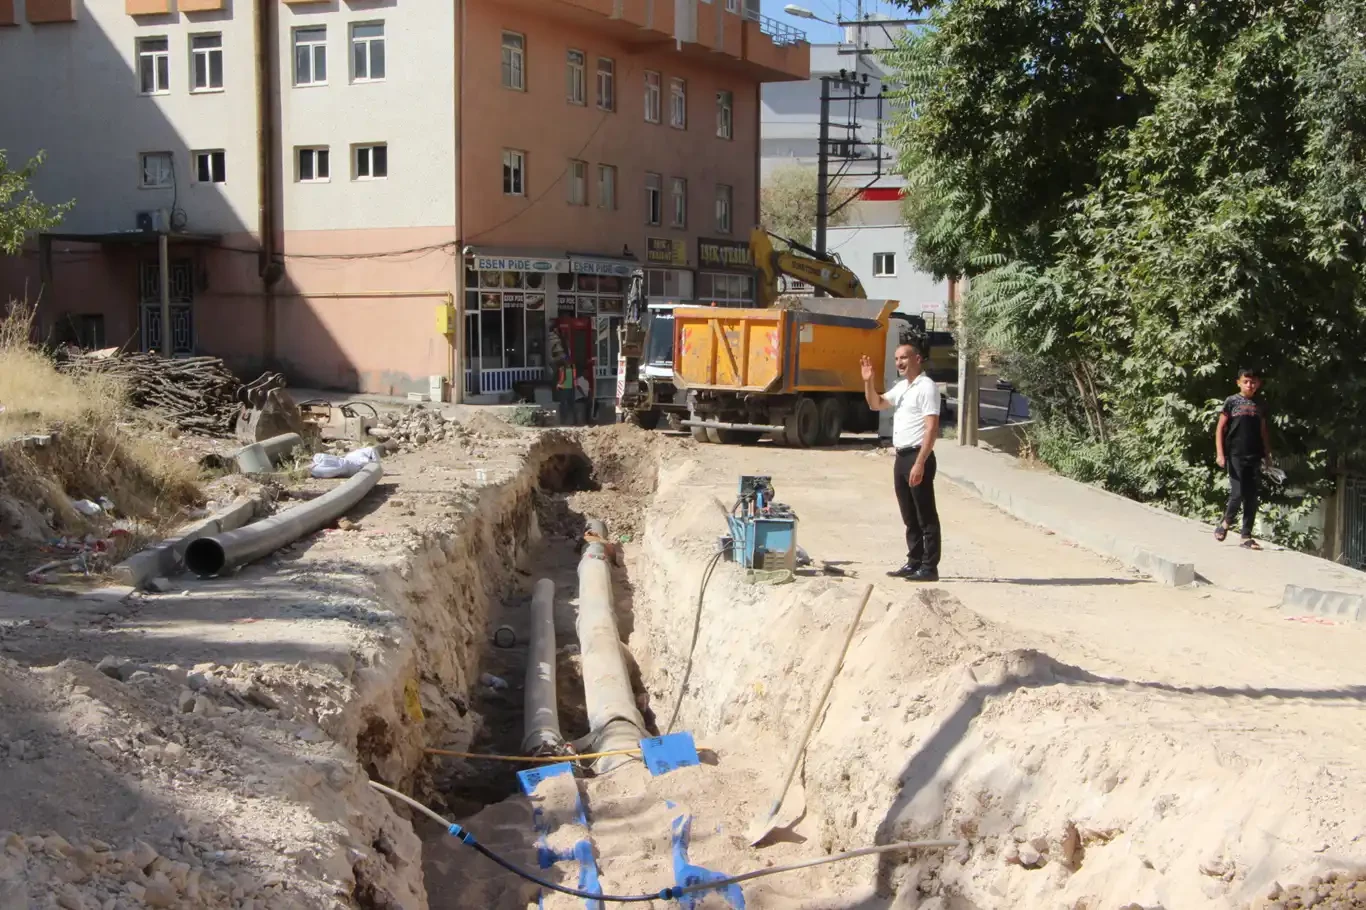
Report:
57,351,243,436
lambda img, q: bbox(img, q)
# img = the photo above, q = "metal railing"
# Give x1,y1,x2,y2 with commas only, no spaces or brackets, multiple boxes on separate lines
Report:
465,366,546,396
757,13,807,45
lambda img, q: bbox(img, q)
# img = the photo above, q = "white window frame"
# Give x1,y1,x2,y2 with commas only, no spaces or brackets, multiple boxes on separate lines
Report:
137,37,170,95
716,90,733,139
502,31,525,91
189,33,223,93
874,252,897,277
715,184,733,234
354,144,388,181
671,177,687,228
670,77,687,129
567,49,586,105
645,172,662,226
503,149,527,196
293,27,328,87
644,71,661,123
596,57,615,111
598,164,617,210
193,149,226,184
297,147,331,183
725,0,740,11
698,272,756,305
140,152,174,189
351,21,385,83
567,159,587,206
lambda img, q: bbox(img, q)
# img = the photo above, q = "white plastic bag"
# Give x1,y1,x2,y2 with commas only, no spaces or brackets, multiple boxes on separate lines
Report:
310,446,381,479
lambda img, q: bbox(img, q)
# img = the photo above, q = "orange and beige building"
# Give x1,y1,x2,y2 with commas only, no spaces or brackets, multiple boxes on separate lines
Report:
0,0,809,400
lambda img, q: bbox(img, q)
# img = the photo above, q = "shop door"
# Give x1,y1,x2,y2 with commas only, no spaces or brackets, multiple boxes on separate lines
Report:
139,260,195,356
553,317,595,397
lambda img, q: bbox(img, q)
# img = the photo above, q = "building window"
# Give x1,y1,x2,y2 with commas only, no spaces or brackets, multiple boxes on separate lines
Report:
137,37,170,95
294,27,327,86
645,172,662,226
716,90,733,139
596,57,615,111
644,71,661,123
297,147,330,182
598,164,617,210
726,0,740,11
670,78,687,129
354,144,388,180
715,184,733,234
503,149,526,196
697,272,755,305
501,32,525,91
567,159,587,206
874,252,897,276
646,269,694,299
566,49,586,105
671,178,688,228
193,150,226,184
140,152,174,189
190,34,223,92
351,22,385,82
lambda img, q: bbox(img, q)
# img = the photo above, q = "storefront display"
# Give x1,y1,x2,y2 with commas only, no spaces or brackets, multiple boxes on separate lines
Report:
696,236,756,306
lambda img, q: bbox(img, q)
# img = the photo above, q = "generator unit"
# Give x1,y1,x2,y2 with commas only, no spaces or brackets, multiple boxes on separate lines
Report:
723,475,798,571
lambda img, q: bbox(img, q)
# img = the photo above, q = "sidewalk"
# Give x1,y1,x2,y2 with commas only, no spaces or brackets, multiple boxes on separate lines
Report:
935,444,1366,621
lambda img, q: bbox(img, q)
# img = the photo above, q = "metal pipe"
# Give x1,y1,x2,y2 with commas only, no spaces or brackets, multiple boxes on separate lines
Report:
576,518,647,773
158,232,172,357
232,432,303,467
185,462,383,576
681,420,784,433
522,579,563,755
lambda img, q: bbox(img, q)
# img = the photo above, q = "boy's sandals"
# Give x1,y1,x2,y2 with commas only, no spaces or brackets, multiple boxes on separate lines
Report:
1240,537,1262,550
1214,525,1228,542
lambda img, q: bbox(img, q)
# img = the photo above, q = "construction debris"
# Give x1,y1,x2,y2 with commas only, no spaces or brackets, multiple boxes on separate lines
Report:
56,350,243,437
370,406,467,449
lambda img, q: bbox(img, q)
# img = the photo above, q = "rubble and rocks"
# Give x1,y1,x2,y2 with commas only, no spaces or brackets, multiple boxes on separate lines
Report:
369,406,468,450
56,351,243,437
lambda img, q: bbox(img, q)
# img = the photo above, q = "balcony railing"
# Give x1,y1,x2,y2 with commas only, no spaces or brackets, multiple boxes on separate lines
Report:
756,13,807,46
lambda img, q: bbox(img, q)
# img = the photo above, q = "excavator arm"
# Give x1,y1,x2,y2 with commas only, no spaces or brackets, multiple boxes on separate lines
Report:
751,227,867,306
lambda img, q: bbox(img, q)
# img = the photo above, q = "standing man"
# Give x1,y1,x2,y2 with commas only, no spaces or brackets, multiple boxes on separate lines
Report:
861,342,942,581
1214,368,1272,549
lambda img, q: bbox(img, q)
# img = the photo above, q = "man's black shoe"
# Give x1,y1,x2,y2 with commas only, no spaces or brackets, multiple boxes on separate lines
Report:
887,563,919,579
907,567,939,582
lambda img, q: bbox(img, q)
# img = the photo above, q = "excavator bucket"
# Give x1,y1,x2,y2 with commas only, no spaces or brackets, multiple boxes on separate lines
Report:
234,372,308,445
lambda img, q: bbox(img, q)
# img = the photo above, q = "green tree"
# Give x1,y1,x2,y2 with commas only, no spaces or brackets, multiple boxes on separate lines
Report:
884,0,1366,546
1,151,71,255
759,164,858,246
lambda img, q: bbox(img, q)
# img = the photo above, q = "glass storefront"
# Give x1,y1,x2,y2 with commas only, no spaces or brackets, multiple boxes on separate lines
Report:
696,271,756,306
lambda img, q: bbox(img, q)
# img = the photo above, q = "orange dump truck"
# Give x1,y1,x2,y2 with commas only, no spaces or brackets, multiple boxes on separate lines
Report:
673,298,910,446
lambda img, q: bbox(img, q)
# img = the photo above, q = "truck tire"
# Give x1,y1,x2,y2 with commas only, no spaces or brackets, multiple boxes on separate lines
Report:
628,408,662,431
817,397,844,446
782,397,821,448
691,425,710,443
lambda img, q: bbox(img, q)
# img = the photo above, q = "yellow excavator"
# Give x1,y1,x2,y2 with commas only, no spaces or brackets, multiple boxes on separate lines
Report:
750,227,866,305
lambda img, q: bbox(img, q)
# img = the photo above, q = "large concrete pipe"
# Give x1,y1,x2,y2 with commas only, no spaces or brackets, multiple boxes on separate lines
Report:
185,462,383,577
522,579,563,755
577,518,647,773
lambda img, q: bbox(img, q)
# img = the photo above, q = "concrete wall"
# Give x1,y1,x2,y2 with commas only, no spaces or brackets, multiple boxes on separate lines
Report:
825,224,948,323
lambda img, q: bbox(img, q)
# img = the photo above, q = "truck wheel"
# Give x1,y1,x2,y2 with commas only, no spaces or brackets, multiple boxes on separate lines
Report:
691,425,710,443
629,408,662,431
705,427,726,444
783,398,821,448
817,398,844,446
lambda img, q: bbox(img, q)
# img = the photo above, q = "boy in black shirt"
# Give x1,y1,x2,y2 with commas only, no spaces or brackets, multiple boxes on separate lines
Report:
1214,368,1273,549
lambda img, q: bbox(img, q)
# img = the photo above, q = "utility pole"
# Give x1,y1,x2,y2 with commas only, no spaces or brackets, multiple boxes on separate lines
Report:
815,75,832,260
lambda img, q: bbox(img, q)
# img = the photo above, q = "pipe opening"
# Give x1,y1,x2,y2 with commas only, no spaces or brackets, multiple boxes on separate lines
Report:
183,537,227,577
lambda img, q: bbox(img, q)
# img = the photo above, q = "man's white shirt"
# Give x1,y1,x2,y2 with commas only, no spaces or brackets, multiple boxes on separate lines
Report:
885,373,941,450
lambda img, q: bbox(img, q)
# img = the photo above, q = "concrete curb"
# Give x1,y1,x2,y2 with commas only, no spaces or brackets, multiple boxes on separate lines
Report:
111,498,259,589
1281,585,1366,623
941,468,1196,587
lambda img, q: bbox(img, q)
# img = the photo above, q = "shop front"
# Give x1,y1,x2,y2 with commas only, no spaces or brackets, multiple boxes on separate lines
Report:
696,236,757,306
463,249,634,400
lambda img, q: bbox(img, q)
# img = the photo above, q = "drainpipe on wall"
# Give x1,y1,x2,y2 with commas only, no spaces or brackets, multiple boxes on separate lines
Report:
254,0,280,370
453,0,467,404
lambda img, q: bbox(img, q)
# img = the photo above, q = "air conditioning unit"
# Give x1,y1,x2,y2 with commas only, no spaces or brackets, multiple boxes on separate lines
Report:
135,209,171,233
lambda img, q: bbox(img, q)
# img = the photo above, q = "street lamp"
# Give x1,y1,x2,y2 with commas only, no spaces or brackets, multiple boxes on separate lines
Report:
783,5,833,23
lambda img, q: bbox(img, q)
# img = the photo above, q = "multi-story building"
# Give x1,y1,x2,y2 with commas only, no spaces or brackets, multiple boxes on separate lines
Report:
0,0,809,401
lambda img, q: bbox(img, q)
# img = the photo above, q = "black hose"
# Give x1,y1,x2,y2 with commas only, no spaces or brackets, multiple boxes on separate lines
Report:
446,824,677,903
664,542,733,734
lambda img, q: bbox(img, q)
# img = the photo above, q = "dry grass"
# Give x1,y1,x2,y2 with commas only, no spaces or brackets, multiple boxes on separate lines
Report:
0,300,203,541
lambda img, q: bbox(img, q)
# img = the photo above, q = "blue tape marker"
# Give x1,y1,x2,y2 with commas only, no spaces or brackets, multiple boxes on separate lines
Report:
517,761,576,796
640,733,701,777
671,814,746,909
574,839,604,910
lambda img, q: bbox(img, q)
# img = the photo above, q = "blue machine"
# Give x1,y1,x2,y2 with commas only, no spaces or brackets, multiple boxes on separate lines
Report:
724,475,798,570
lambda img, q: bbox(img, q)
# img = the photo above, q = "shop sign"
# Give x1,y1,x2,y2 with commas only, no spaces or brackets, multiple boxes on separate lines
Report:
697,237,752,272
472,255,568,273
646,237,687,267
503,292,526,307
571,257,636,277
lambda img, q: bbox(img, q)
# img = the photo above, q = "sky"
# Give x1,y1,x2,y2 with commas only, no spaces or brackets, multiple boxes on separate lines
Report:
758,0,912,45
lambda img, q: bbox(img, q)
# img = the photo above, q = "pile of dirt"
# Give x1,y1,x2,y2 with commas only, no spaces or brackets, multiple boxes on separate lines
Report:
566,423,689,540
